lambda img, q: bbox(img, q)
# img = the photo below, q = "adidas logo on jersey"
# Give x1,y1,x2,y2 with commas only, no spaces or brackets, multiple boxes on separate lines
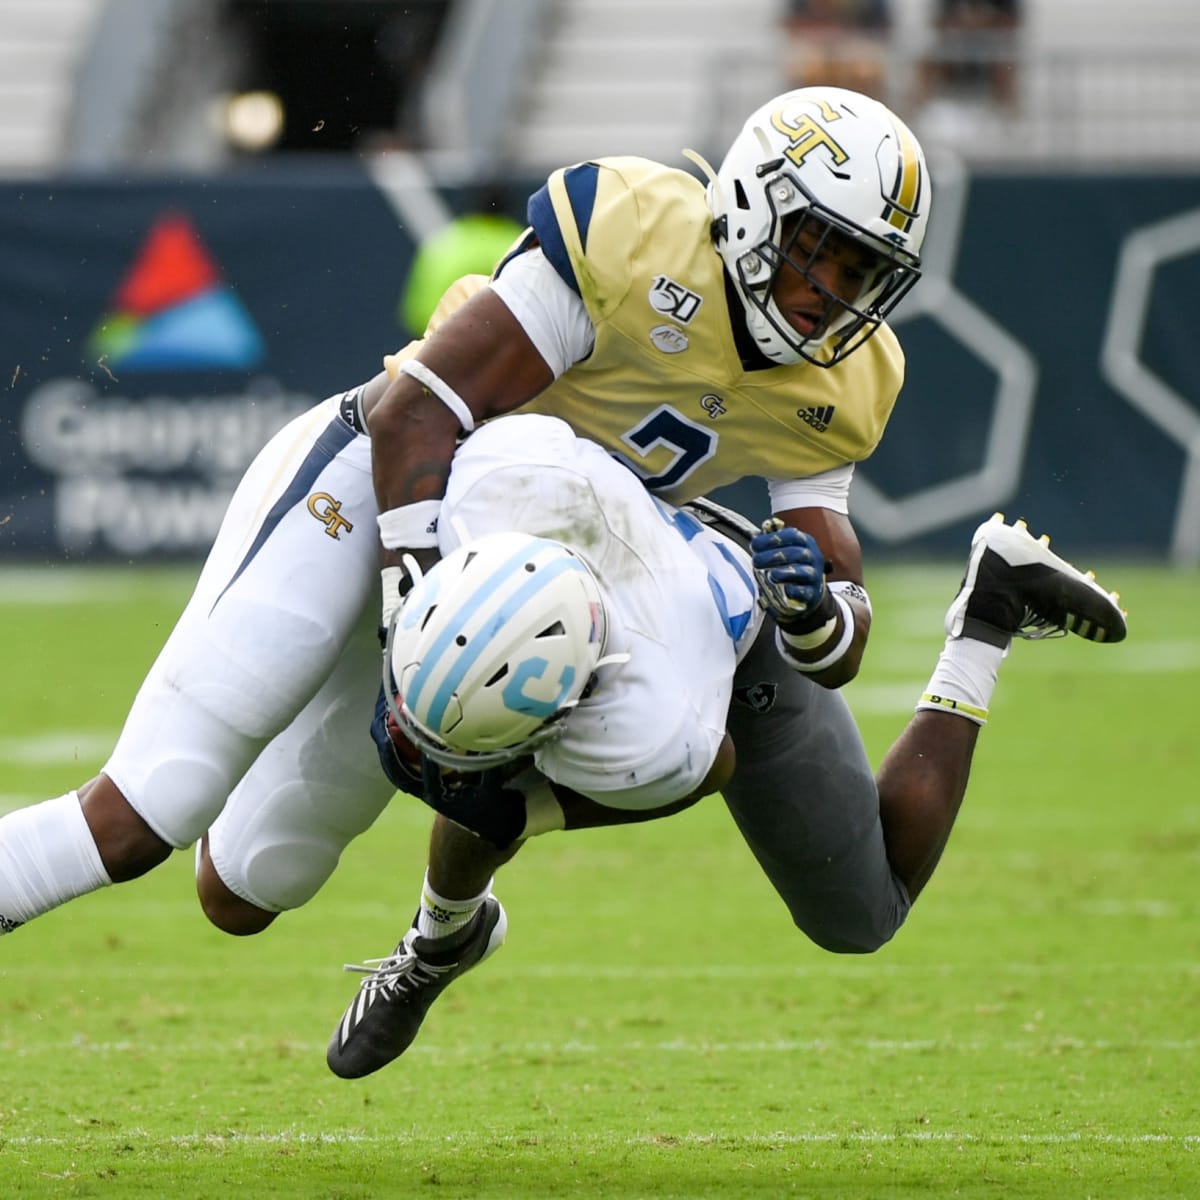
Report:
798,405,836,433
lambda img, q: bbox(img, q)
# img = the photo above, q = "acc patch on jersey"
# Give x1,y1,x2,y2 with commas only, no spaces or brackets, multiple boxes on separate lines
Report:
649,325,689,354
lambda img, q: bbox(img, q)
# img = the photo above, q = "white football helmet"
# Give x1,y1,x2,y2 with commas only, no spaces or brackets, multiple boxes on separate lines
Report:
383,531,609,770
707,86,930,367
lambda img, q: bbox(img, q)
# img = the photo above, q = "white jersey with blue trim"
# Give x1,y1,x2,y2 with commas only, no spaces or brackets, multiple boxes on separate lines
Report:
436,413,762,810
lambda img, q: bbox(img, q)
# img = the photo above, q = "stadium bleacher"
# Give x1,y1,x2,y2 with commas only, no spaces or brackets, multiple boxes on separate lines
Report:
4,0,1200,177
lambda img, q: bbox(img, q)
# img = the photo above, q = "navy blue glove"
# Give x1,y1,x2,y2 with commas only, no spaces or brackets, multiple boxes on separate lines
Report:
420,758,528,850
369,685,423,799
749,519,836,633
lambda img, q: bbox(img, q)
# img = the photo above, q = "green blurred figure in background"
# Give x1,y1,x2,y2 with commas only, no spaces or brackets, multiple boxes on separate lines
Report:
399,192,524,337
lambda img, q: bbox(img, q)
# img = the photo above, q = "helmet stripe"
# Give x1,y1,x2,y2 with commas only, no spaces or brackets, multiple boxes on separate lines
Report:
406,546,590,732
882,120,923,234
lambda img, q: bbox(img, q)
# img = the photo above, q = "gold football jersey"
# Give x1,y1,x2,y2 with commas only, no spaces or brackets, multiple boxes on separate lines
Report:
387,157,904,505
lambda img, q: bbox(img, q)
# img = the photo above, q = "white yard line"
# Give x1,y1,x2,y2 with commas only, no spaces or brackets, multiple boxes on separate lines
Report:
0,731,115,768
0,566,194,605
4,959,1198,982
3,1127,1198,1148
10,1035,1200,1057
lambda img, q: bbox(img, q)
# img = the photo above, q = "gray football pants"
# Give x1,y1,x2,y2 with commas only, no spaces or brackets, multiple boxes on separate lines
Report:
722,622,911,954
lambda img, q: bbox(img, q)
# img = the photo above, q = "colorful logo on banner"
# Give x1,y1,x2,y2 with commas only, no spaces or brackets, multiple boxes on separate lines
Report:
87,213,265,371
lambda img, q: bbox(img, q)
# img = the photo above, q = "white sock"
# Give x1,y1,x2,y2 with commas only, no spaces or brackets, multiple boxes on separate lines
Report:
415,869,490,941
0,792,112,933
916,635,1006,726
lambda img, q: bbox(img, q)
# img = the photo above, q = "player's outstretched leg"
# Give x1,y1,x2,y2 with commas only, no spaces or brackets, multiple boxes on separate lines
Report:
0,776,173,936
327,896,507,1079
945,512,1127,646
877,514,1127,900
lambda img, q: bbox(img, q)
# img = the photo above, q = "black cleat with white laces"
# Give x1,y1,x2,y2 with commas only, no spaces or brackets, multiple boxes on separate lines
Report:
327,896,507,1079
946,514,1127,647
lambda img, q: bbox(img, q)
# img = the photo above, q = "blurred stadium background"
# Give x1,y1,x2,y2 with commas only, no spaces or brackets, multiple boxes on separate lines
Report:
1,0,1199,567
2,7,1199,1193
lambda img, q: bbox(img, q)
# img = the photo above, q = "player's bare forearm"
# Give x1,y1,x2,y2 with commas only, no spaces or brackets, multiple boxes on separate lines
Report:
365,386,459,574
362,286,556,554
367,386,461,508
771,505,871,687
799,594,871,688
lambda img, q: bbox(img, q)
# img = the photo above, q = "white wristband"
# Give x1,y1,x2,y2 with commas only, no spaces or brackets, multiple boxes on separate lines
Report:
397,358,476,432
377,499,442,549
829,578,872,616
777,592,855,673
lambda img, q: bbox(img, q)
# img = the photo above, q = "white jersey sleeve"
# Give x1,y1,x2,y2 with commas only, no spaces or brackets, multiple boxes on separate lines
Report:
766,462,855,515
488,247,596,379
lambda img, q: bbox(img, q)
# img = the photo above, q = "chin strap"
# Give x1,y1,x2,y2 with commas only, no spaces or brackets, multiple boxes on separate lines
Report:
380,553,426,633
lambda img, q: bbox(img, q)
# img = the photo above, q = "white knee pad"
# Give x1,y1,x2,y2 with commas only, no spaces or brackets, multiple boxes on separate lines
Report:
208,807,335,913
207,772,394,913
106,694,264,850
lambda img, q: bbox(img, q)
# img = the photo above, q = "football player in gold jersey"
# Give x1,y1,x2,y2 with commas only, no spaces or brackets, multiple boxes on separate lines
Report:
325,87,1127,1078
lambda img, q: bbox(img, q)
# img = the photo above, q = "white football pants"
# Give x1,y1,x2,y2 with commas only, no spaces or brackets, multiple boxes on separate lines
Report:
104,393,394,911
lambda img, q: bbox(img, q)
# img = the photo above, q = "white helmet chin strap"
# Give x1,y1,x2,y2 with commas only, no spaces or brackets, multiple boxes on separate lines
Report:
745,296,814,366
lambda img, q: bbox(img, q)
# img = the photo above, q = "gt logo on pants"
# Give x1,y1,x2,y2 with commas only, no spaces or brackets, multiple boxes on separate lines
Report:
307,492,353,539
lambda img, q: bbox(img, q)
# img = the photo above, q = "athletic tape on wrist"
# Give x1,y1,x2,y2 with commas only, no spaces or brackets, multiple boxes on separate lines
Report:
779,609,838,650
397,358,476,432
377,499,442,549
917,692,989,725
777,592,855,673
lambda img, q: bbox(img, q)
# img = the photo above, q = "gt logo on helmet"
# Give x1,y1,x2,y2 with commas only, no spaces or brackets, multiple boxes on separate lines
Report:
771,104,849,171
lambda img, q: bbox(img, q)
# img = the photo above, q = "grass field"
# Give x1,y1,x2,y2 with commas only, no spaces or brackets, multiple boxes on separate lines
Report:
1,560,1198,1199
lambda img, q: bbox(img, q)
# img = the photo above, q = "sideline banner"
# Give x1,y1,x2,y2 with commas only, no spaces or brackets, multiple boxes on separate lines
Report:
2,165,1197,562
0,166,411,560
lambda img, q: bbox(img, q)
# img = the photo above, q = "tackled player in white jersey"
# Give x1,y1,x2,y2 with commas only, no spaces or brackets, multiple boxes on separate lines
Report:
325,88,1128,1076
